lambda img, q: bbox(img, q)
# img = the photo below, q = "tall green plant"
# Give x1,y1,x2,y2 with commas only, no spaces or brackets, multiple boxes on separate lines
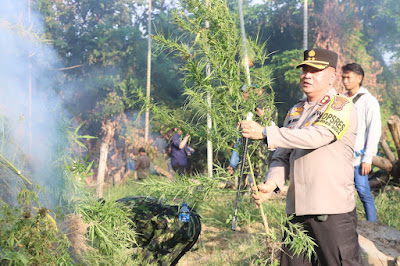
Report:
144,0,275,171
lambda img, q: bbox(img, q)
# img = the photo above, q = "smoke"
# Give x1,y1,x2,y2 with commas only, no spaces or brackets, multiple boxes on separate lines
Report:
0,0,68,204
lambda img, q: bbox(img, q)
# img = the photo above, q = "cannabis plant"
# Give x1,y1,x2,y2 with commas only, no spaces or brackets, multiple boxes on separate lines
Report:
137,0,275,174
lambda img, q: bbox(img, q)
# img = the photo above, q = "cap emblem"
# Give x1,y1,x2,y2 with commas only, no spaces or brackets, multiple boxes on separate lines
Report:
307,50,316,60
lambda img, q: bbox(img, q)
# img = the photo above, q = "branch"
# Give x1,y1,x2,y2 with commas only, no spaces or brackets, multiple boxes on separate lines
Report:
380,136,396,162
58,64,83,71
387,115,400,159
0,154,32,185
372,155,393,173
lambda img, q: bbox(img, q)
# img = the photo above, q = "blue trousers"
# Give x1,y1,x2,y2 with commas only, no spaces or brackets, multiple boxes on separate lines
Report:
229,150,240,169
354,165,377,222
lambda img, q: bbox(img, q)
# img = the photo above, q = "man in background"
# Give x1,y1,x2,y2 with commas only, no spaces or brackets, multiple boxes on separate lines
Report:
126,150,137,180
107,149,123,185
342,63,381,222
135,148,151,180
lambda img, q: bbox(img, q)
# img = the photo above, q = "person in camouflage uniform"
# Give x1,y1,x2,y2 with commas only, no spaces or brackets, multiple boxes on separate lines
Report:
116,196,201,265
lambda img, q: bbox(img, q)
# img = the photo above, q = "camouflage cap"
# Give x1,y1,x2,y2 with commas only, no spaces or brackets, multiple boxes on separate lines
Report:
296,48,338,70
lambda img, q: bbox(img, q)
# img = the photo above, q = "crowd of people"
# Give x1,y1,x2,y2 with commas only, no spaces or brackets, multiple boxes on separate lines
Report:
105,127,195,183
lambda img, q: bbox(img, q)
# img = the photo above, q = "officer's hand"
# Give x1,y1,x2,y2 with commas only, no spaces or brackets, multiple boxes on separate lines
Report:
251,179,277,207
241,120,264,140
255,107,264,117
361,162,372,176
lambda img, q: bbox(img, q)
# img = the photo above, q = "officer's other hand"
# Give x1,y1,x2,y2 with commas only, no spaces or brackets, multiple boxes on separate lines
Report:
241,120,264,140
251,179,277,208
361,162,372,176
255,107,264,117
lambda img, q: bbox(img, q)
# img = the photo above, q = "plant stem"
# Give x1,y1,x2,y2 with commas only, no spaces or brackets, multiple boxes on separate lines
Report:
0,154,32,185
247,153,270,236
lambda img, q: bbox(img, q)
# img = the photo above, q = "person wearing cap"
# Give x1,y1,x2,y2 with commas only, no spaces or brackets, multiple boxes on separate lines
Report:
342,63,381,222
241,48,363,265
135,147,151,180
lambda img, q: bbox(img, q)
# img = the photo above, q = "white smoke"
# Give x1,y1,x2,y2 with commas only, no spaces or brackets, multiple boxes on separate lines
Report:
0,0,67,202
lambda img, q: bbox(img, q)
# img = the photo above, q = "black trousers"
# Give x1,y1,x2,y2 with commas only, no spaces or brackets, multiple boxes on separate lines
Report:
281,208,363,266
172,165,187,176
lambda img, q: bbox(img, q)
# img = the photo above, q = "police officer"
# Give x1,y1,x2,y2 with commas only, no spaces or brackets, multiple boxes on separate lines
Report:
241,48,363,265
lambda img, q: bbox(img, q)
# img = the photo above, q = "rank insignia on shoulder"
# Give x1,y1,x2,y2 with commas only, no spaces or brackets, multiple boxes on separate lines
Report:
289,107,304,117
314,95,351,140
319,95,330,105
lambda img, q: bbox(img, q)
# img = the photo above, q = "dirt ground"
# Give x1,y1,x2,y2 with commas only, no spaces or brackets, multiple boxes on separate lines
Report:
177,225,248,265
357,221,400,265
178,219,400,265
177,223,272,265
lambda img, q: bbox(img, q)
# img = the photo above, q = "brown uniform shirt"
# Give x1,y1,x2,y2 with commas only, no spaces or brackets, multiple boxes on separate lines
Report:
265,88,357,216
136,154,151,179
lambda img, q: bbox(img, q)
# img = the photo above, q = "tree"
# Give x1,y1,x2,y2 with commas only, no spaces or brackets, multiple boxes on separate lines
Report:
145,0,275,174
145,0,153,142
38,0,184,132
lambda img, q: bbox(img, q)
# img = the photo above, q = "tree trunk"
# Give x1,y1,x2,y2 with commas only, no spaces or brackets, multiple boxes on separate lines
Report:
145,0,152,142
372,156,392,172
96,142,108,199
387,115,400,159
369,170,390,189
96,120,115,199
370,115,400,188
205,2,213,179
379,136,396,162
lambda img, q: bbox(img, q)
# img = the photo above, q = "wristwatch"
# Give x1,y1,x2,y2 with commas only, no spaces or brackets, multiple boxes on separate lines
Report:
262,127,268,145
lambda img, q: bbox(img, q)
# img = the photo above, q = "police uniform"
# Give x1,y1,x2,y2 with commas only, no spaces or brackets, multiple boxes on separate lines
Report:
117,197,201,265
262,49,363,265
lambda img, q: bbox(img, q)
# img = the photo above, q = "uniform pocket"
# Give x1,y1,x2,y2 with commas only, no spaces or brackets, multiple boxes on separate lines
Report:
338,242,363,265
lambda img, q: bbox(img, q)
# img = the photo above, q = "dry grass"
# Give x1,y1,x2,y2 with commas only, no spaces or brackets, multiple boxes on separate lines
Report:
62,213,91,256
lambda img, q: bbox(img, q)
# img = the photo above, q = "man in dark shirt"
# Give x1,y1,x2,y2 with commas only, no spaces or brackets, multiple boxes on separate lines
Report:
170,128,193,176
135,148,151,180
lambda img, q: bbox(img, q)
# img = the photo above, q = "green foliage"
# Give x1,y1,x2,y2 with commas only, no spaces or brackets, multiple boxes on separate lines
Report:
75,199,139,265
375,186,400,230
0,189,73,265
145,0,275,171
356,186,400,231
104,173,317,264
281,216,317,261
0,115,33,205
270,49,303,124
38,0,185,139
105,174,220,209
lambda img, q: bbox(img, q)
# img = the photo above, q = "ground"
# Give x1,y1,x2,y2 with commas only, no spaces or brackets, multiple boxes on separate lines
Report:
178,214,400,265
358,221,400,265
